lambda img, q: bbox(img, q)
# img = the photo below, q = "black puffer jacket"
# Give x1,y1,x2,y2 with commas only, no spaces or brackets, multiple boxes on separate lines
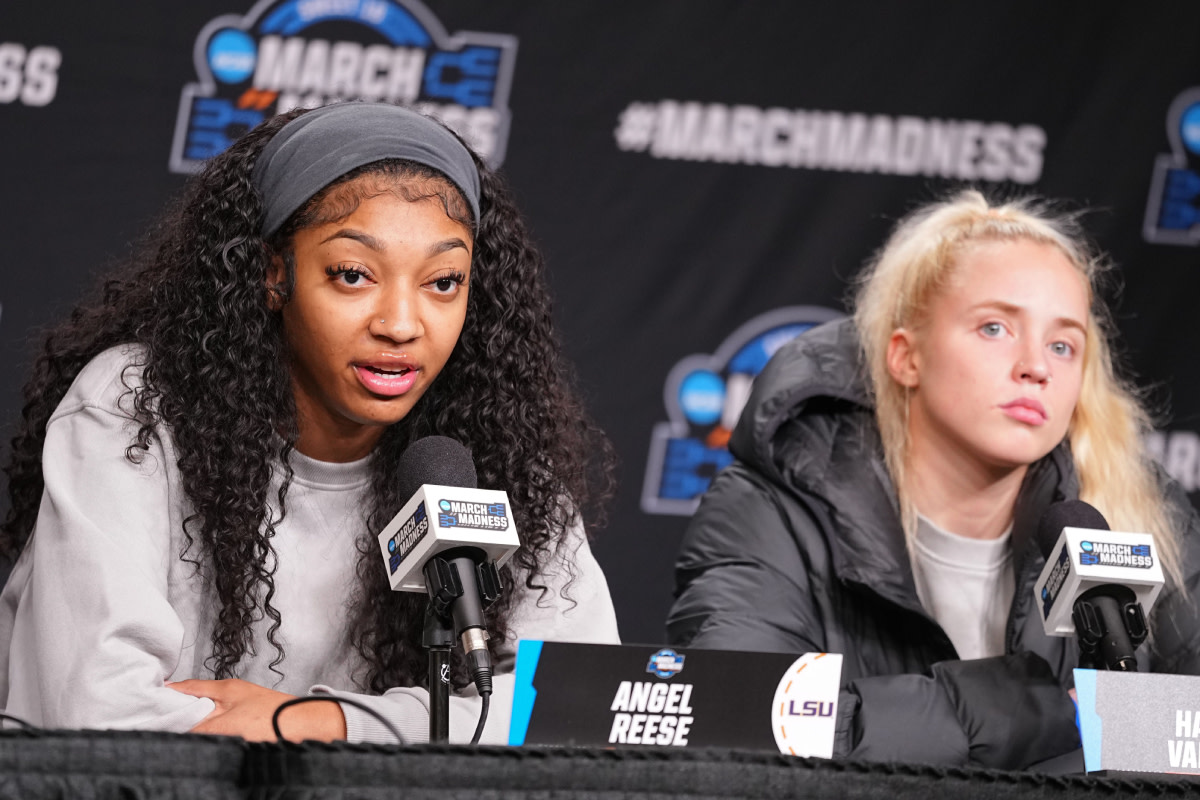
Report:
668,318,1200,769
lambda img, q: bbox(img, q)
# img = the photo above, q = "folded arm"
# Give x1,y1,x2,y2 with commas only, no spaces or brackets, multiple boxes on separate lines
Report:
1,396,215,731
668,463,1078,768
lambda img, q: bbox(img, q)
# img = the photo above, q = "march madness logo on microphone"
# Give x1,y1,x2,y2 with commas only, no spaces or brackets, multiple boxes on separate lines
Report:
1040,544,1071,619
169,0,517,173
1079,540,1154,568
437,498,509,531
386,501,428,574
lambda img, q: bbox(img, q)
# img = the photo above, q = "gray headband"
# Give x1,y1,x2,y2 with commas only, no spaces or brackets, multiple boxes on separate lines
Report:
252,103,481,237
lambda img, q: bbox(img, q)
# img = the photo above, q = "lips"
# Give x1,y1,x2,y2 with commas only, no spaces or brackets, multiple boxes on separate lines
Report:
1000,397,1047,425
354,360,419,397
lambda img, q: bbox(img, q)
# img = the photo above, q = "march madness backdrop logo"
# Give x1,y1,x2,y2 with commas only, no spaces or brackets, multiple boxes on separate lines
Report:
1144,87,1200,245
170,0,517,173
641,306,842,516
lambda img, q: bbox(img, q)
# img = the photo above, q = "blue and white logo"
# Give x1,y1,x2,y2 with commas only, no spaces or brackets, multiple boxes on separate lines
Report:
642,305,842,515
1144,87,1200,245
436,498,509,532
646,648,685,679
207,29,257,83
170,0,518,173
678,370,725,426
1078,540,1154,568
387,501,428,572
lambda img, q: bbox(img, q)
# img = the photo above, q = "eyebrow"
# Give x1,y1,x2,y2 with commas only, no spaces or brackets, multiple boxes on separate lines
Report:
321,229,386,251
426,238,471,258
319,229,470,258
970,300,1088,334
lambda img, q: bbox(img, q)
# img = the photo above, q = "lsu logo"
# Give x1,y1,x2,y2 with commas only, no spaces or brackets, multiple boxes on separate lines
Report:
170,0,517,173
646,648,685,679
641,306,842,515
770,652,842,758
1144,87,1200,245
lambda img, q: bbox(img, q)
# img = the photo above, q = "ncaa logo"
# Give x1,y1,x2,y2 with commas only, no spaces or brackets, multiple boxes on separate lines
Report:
1144,87,1200,245
170,0,517,173
641,306,842,515
646,648,685,679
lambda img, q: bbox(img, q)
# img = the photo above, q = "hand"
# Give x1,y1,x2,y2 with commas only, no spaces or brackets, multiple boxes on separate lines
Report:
170,678,347,742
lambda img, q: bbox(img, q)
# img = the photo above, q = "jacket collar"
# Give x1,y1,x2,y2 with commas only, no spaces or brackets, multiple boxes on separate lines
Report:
730,318,1078,614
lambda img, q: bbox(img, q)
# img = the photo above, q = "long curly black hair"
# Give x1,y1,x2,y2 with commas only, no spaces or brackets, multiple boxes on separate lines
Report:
1,107,616,692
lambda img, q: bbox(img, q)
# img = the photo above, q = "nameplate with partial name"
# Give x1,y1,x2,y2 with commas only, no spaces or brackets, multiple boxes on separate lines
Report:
1076,668,1200,775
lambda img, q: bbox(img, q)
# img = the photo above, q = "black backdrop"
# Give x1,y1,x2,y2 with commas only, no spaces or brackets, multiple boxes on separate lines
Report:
3,1,1200,644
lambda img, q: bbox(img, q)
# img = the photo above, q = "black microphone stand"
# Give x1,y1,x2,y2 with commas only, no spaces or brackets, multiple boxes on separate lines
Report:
1072,584,1149,671
421,604,455,743
422,552,501,742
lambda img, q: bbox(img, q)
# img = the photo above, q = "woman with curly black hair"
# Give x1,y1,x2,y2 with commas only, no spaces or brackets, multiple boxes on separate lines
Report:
0,102,619,743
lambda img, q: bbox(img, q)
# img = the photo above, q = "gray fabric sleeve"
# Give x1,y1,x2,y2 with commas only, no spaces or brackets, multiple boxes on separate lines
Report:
0,350,215,731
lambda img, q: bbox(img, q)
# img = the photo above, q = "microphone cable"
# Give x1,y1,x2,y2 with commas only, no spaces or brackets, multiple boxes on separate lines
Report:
470,690,490,745
0,712,35,730
271,695,406,744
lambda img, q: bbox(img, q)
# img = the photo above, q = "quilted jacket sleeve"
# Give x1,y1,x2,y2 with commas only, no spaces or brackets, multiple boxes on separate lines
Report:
667,461,1079,769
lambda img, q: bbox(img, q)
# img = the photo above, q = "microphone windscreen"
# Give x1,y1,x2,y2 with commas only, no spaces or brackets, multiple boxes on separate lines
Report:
1036,499,1110,558
396,436,478,499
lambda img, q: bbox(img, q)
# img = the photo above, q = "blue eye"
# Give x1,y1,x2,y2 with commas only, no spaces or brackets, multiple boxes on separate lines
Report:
980,322,1004,337
1050,341,1074,357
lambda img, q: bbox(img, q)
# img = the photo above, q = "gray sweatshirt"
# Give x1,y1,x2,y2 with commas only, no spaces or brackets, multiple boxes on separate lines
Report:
0,344,620,744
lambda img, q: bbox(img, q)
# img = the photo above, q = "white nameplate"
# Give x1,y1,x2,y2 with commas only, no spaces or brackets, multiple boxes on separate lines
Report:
1076,668,1200,775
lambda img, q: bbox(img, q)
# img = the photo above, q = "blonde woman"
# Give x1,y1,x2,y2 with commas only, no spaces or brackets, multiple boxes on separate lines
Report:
667,191,1200,769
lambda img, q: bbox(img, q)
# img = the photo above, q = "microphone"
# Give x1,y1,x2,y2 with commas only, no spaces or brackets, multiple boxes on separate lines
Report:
1032,500,1164,671
376,436,520,692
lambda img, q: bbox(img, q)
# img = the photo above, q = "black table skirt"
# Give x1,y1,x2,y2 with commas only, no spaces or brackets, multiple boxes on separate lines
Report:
0,729,1192,799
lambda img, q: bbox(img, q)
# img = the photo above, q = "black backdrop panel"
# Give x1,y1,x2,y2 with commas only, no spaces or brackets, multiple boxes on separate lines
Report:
2,1,1200,644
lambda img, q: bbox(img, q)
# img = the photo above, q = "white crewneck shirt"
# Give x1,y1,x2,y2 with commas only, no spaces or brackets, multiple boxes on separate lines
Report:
911,514,1014,660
